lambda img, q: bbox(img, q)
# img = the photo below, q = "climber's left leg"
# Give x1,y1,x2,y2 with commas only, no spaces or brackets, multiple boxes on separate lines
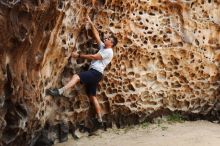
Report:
46,74,80,96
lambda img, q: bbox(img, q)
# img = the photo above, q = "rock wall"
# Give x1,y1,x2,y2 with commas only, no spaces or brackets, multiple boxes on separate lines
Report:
0,0,220,145
0,0,63,145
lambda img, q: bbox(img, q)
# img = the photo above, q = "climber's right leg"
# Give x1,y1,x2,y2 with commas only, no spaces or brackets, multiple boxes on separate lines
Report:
89,95,103,122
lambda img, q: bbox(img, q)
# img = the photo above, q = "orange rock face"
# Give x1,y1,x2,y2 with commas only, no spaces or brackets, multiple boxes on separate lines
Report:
0,0,220,145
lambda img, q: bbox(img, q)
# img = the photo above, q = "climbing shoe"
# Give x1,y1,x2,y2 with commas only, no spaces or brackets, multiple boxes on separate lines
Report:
46,88,61,96
59,122,69,143
96,119,107,130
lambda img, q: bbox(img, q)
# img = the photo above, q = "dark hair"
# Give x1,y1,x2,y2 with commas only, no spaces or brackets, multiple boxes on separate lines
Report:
111,36,118,47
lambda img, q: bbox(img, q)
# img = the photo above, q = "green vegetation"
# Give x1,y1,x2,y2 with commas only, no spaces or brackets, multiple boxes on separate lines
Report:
141,121,150,129
117,113,184,134
154,118,168,131
166,113,184,123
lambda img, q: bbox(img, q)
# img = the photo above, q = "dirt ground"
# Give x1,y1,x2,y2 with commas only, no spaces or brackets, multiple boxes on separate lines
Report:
55,120,220,146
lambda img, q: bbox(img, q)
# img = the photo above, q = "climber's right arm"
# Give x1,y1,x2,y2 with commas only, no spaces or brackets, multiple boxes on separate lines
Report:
87,15,102,45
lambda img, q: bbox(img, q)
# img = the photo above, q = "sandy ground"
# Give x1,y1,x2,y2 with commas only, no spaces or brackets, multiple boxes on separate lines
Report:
55,120,220,146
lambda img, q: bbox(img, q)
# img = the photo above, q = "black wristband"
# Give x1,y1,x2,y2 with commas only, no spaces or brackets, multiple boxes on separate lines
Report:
78,53,81,58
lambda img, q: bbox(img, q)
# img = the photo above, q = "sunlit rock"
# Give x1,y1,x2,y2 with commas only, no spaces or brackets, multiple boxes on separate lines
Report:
0,0,220,145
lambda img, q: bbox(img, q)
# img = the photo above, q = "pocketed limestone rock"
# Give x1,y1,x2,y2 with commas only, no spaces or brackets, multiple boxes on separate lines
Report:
0,0,220,145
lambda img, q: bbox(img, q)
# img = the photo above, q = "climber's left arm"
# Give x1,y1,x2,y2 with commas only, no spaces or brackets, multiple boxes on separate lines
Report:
72,52,102,60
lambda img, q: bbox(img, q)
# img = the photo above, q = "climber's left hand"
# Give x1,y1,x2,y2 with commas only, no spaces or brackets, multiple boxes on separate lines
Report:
72,52,79,58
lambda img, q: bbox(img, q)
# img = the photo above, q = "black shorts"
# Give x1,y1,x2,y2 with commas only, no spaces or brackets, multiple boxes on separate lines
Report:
78,68,103,96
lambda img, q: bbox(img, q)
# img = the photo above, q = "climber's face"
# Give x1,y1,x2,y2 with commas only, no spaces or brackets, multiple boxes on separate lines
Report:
104,37,113,48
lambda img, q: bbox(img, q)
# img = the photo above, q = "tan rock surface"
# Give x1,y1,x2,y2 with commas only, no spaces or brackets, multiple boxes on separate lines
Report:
0,0,220,145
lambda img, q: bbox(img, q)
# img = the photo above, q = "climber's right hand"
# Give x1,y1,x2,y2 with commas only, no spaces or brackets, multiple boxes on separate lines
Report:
92,0,96,6
86,14,93,24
